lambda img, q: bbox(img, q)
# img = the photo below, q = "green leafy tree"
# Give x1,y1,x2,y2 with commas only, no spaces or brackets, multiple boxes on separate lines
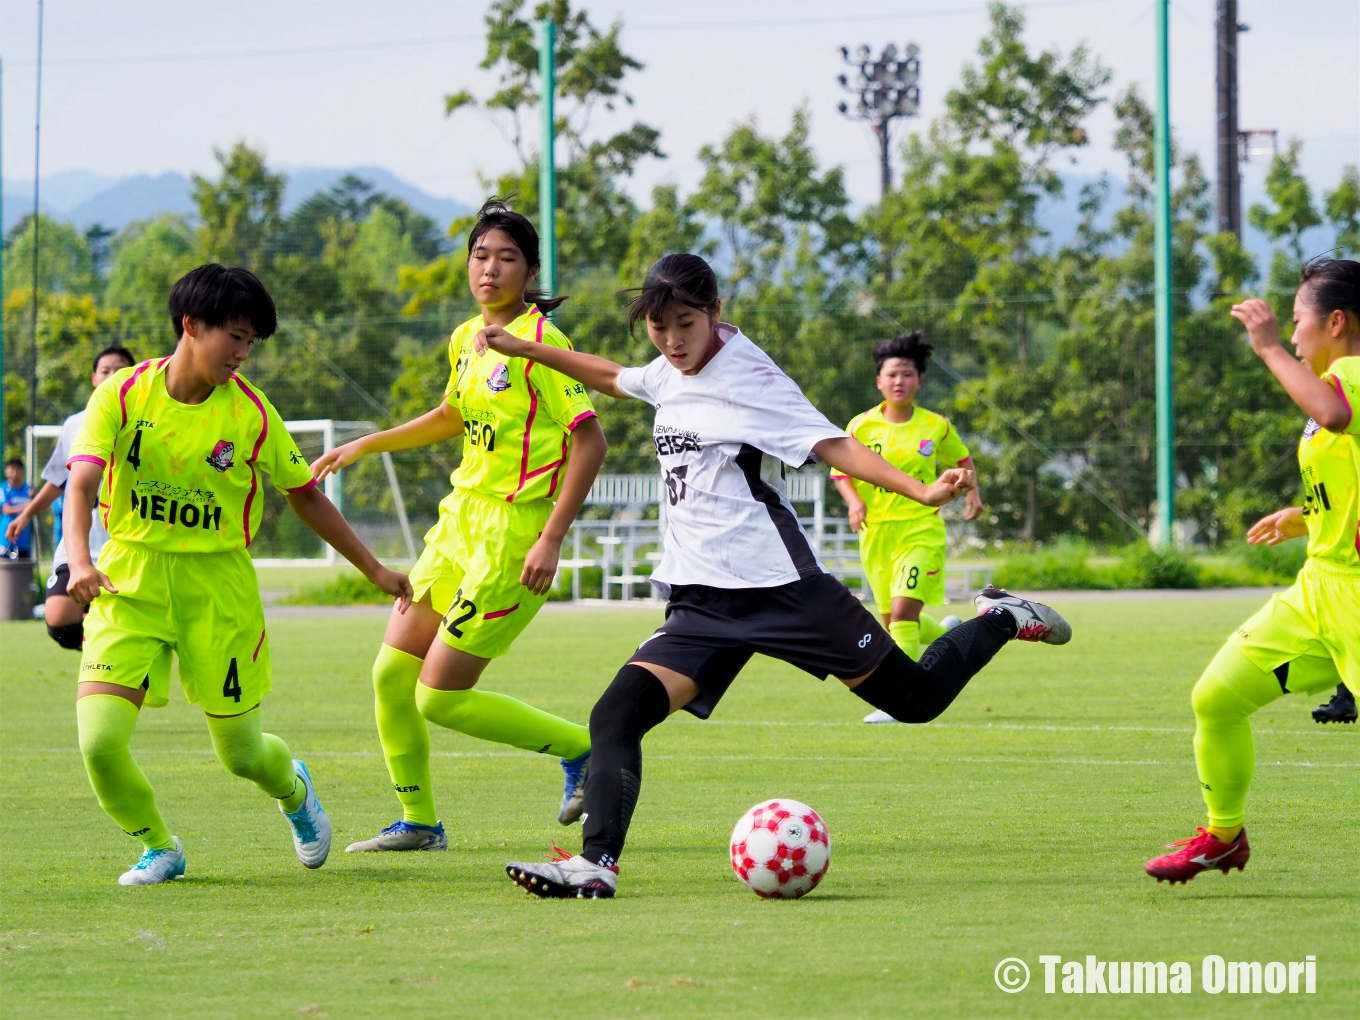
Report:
192,142,286,270
3,214,98,299
104,214,197,349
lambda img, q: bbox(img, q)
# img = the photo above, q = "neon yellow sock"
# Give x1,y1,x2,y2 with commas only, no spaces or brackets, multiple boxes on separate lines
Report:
373,644,437,826
918,612,949,645
1191,644,1283,837
77,695,175,851
205,708,303,811
888,620,921,660
416,684,590,759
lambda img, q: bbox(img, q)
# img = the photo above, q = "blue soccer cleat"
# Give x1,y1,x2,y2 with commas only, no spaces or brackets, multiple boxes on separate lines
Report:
345,819,447,852
558,752,590,825
118,836,186,886
280,759,331,869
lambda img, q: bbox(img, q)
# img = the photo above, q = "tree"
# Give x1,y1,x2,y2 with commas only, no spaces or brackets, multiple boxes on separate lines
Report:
2,214,97,299
104,214,197,350
191,142,286,270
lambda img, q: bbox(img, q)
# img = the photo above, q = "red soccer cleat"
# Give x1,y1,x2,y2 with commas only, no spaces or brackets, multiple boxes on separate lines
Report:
1145,827,1250,884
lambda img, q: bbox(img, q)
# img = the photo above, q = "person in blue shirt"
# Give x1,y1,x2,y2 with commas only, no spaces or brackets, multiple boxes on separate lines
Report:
1,458,33,558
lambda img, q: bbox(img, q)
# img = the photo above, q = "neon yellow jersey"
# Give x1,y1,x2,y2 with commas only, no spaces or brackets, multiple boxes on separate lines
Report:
443,305,597,503
68,358,316,554
1300,355,1360,568
832,402,970,524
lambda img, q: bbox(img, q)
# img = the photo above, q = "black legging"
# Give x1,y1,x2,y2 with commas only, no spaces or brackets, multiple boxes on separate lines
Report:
580,610,1016,867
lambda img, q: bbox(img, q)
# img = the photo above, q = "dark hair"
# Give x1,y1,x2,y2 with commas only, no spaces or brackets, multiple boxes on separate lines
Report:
4,457,23,470
872,331,934,374
621,254,720,335
466,196,566,314
92,345,136,374
168,264,278,340
1300,257,1360,319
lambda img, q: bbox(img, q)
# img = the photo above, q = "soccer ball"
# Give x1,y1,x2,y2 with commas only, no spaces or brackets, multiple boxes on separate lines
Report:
729,799,830,899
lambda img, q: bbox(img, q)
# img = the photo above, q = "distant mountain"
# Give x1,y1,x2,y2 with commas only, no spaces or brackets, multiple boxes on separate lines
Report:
3,167,470,234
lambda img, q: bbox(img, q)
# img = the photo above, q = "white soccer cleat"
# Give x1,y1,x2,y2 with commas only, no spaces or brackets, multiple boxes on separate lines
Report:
280,759,331,869
345,819,447,853
973,587,1072,645
506,849,618,899
862,709,897,723
940,614,962,630
118,836,186,886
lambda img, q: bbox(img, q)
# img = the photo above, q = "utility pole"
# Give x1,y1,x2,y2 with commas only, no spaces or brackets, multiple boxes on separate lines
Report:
30,0,45,490
1154,0,1175,547
536,19,557,310
1215,1,1246,238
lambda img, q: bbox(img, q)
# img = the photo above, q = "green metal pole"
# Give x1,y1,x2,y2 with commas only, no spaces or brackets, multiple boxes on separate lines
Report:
1153,0,1175,546
537,19,557,308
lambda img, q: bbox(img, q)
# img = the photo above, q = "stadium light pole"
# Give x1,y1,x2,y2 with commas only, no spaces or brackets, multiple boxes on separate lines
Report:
1154,0,1175,547
837,42,920,283
537,19,557,311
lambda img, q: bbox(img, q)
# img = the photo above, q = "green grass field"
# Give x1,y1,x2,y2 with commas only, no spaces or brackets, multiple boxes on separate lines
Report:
2,598,1356,1019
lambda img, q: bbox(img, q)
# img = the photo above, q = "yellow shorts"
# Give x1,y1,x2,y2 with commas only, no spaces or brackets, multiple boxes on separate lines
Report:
413,489,553,659
80,540,270,712
1228,557,1359,696
859,517,947,614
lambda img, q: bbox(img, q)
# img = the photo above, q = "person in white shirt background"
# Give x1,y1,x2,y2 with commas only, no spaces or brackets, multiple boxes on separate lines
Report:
5,345,137,648
476,253,1074,899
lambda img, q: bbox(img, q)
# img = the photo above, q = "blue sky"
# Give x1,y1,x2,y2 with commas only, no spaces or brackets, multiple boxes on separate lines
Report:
1,0,1357,216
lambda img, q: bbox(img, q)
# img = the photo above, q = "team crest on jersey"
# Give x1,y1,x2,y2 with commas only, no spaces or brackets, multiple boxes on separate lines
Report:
1302,419,1322,440
205,440,235,473
486,362,511,393
917,438,936,457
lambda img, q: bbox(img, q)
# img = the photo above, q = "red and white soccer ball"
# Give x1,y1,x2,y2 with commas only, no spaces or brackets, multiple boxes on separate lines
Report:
729,799,830,899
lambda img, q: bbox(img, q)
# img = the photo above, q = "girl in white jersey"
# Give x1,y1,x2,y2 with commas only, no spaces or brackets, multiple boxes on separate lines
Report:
475,254,1074,899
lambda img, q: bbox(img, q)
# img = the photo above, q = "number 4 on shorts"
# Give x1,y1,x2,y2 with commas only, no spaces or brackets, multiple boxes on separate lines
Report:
223,657,242,703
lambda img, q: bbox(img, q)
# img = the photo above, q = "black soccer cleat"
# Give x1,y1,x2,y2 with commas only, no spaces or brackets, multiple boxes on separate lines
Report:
1312,685,1357,724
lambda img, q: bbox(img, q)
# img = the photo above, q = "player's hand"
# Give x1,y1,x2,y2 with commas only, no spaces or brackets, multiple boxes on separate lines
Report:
963,489,984,521
66,562,117,607
846,500,867,533
521,534,561,596
369,566,413,613
473,325,526,358
5,510,31,543
1230,298,1284,358
1246,507,1307,546
922,468,972,508
311,439,367,483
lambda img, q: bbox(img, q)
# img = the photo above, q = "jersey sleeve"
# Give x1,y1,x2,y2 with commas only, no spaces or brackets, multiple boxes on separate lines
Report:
68,376,125,469
42,414,82,486
738,360,847,468
256,397,317,494
1322,358,1360,436
534,328,598,430
616,359,659,402
935,419,971,466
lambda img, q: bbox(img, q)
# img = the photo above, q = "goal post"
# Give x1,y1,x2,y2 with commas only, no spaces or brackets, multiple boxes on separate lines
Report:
23,419,417,568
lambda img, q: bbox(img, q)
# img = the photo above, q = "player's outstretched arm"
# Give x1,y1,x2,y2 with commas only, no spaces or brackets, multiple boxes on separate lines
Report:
286,487,413,612
813,437,972,508
474,325,629,399
1245,506,1307,546
956,456,984,521
312,402,465,483
521,417,608,595
62,461,118,606
4,480,62,543
1232,299,1353,430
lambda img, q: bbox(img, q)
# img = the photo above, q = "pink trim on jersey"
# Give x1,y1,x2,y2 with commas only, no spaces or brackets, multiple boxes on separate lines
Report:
286,477,319,494
506,314,547,504
117,360,156,427
483,603,521,620
252,628,267,662
829,473,849,480
66,454,106,470
232,375,271,547
545,434,569,498
565,410,597,431
1329,373,1353,431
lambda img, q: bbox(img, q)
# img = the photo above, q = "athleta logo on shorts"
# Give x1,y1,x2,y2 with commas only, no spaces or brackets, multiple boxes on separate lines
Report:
859,633,873,647
917,438,936,457
205,440,235,472
486,362,511,393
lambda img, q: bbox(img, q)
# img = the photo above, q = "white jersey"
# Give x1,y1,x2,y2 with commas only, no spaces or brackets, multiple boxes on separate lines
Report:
42,409,109,571
617,324,846,590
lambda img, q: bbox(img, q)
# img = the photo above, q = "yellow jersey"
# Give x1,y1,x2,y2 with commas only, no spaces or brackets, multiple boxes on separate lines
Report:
1300,355,1360,568
68,358,315,554
443,305,597,504
832,402,970,524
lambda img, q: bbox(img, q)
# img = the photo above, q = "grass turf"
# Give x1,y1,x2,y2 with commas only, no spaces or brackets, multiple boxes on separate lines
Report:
2,598,1356,1019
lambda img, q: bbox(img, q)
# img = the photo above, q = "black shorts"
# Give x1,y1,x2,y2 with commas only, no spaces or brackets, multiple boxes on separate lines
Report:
46,563,70,600
629,572,892,719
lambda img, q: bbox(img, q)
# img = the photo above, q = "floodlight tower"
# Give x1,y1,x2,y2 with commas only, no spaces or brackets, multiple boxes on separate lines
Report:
836,42,921,201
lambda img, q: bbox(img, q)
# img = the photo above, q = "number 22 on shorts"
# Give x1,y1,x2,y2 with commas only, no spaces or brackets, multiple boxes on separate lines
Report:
443,588,478,638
